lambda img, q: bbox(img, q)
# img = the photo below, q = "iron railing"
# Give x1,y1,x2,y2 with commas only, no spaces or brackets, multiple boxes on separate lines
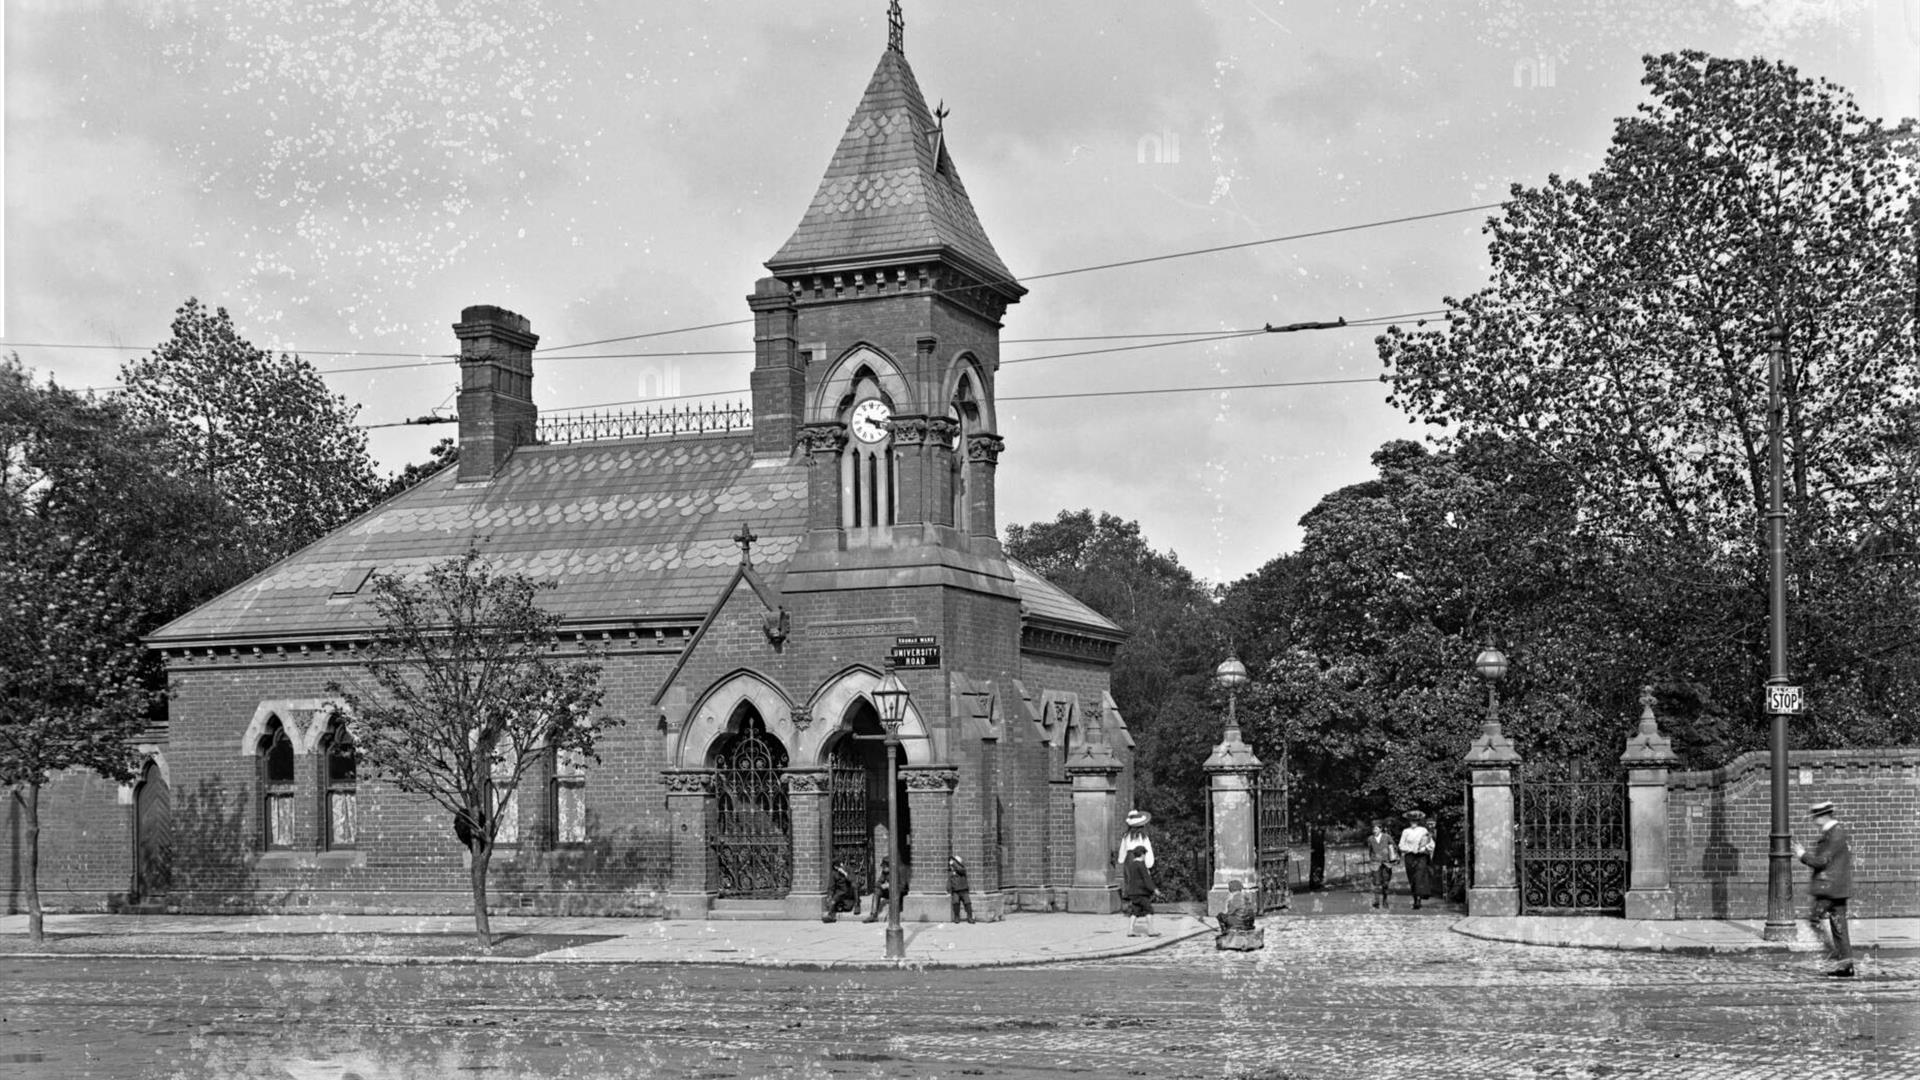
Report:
536,401,752,445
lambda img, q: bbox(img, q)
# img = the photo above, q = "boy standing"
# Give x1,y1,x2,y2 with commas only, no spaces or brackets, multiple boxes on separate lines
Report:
947,855,975,923
1793,800,1855,977
1366,820,1400,909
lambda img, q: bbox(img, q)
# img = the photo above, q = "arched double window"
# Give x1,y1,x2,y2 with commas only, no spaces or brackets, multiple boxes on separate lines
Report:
319,719,357,849
839,370,896,531
258,717,295,850
950,370,984,533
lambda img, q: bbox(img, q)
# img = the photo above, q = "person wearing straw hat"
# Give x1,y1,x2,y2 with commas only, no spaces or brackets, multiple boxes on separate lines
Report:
1793,800,1855,977
1117,809,1155,870
1397,810,1436,910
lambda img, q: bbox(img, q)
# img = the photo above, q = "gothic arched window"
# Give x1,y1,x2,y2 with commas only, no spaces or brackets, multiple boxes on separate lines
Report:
320,719,357,849
258,717,295,850
839,371,895,531
950,370,982,533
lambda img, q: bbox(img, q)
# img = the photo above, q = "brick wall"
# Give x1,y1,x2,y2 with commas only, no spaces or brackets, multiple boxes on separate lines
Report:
2,770,133,911
1667,748,1920,918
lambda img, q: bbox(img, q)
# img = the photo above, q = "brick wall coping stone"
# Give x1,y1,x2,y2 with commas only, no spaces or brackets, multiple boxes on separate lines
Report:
1667,747,1920,792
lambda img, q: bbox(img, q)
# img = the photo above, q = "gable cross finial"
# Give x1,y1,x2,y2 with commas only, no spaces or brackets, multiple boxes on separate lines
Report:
888,0,904,53
733,521,758,566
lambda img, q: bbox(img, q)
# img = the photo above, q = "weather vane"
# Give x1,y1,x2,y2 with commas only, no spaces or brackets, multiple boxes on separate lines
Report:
888,0,904,53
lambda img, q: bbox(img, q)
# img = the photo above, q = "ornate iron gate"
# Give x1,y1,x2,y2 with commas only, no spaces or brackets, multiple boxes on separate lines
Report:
828,743,872,892
1516,778,1627,914
1254,759,1291,911
709,721,792,898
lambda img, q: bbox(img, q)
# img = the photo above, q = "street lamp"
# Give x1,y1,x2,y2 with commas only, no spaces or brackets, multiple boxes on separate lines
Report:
1214,656,1249,737
1473,645,1509,738
870,665,911,960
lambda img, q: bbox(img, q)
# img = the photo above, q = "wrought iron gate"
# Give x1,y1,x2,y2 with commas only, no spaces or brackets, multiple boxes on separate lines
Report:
709,720,792,898
1515,778,1627,914
828,743,872,892
1254,759,1291,911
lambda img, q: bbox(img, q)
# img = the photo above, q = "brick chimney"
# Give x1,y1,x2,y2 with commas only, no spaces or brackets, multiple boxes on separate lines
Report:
454,305,538,481
747,277,804,456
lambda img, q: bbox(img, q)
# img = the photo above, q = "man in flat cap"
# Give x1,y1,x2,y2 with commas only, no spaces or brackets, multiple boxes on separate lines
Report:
1792,800,1854,977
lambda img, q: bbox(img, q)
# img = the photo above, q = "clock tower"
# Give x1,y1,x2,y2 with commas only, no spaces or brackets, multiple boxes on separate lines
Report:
751,2,1025,601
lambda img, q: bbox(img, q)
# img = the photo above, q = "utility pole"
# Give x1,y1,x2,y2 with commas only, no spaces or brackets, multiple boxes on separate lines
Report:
1761,319,1800,941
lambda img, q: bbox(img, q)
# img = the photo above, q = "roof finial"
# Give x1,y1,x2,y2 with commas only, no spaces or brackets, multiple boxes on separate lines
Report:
888,0,904,53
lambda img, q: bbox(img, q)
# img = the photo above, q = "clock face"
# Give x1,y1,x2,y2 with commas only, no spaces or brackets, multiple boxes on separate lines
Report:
850,399,892,443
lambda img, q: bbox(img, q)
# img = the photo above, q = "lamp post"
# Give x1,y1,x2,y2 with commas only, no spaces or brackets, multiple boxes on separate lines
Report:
870,665,911,960
1762,320,1797,941
1214,657,1249,735
1473,645,1509,737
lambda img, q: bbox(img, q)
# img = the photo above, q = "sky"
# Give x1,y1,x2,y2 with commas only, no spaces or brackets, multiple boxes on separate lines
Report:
5,0,1915,586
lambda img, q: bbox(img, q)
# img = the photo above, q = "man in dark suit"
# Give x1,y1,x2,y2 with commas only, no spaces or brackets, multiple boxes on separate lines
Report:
1793,800,1854,978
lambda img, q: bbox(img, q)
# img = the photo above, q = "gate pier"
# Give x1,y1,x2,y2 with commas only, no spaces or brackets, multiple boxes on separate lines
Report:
1204,724,1262,915
1620,689,1680,920
1465,717,1522,916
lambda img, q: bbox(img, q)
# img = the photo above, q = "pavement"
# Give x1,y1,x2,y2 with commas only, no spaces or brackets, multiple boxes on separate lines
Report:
4,902,1916,967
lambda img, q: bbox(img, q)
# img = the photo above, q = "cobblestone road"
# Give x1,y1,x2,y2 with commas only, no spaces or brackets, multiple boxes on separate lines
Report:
2,913,1914,1079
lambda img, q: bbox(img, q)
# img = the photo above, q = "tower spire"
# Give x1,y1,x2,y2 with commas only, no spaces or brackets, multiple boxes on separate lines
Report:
888,0,904,53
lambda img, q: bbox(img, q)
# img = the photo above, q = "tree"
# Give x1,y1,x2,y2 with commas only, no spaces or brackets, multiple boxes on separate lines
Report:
1006,510,1220,898
1,357,191,940
1379,52,1920,746
380,436,459,502
121,299,380,563
324,551,611,947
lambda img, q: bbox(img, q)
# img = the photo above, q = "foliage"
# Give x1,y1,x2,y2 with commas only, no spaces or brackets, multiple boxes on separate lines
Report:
1377,52,1920,753
380,436,460,502
1,356,196,938
1381,52,1917,558
121,298,380,563
324,550,611,946
1006,510,1222,898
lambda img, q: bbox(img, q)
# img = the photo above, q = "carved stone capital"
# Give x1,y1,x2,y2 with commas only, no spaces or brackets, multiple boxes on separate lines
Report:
902,768,959,793
924,417,961,445
889,417,932,447
662,770,711,795
784,769,829,794
799,424,848,456
966,434,1006,464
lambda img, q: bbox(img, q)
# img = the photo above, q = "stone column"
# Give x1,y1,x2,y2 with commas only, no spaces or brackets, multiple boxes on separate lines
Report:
1064,743,1123,913
662,771,714,918
783,769,830,920
1465,715,1523,916
1203,723,1263,915
1620,687,1680,920
798,425,846,534
900,767,958,922
966,434,1005,544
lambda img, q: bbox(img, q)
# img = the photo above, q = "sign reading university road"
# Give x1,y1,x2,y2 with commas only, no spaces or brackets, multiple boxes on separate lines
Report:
1765,684,1805,716
889,635,941,669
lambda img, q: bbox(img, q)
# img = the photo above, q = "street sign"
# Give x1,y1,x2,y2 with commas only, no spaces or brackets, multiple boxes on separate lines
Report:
1765,684,1804,716
889,635,941,669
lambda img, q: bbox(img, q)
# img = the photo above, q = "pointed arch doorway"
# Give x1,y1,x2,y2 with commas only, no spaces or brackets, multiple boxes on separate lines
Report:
708,706,793,898
131,759,172,902
825,698,912,895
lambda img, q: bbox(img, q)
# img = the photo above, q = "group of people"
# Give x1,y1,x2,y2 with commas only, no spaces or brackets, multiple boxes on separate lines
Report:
822,852,977,925
1366,810,1440,910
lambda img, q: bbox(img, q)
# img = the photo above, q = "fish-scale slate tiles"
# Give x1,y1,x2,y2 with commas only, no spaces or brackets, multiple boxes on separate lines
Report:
152,437,811,641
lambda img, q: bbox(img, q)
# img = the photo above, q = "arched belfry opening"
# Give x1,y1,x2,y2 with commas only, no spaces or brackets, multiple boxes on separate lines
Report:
837,367,896,531
706,704,792,898
949,366,984,533
823,697,912,894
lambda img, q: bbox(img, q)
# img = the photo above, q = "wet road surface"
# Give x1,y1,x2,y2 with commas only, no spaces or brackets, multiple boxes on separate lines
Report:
2,912,1914,1079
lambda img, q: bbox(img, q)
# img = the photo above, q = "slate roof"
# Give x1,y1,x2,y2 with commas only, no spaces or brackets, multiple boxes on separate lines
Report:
149,434,1117,647
767,46,1018,291
1010,560,1122,635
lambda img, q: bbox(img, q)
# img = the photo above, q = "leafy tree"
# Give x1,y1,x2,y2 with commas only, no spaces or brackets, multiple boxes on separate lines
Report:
0,357,200,940
324,551,611,947
380,435,459,502
1379,52,1920,748
121,299,380,563
1006,510,1221,898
